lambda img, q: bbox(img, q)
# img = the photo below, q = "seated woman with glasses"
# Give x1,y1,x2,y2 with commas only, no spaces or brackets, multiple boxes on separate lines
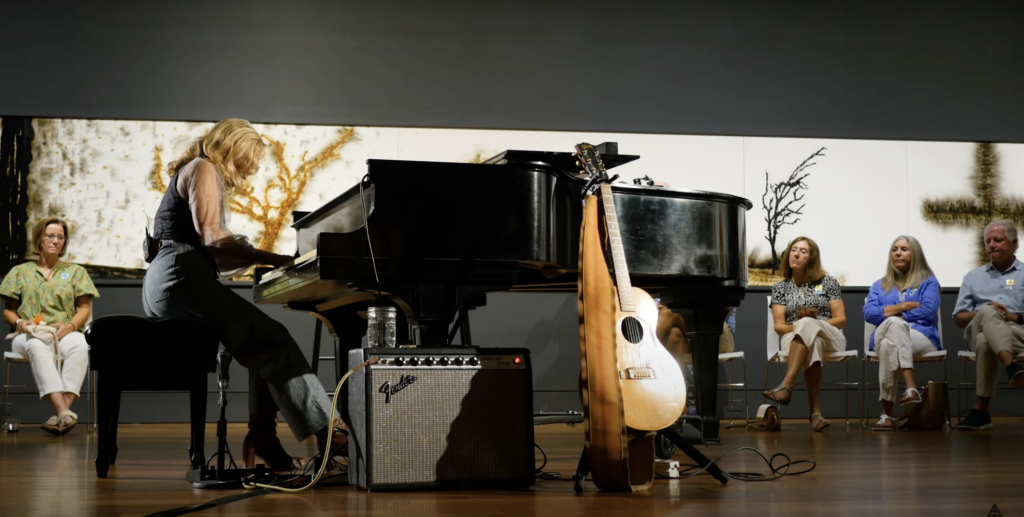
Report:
2,217,98,435
762,236,847,432
862,236,941,431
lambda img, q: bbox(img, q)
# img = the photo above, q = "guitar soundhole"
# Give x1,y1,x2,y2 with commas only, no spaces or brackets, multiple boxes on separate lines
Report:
620,316,644,344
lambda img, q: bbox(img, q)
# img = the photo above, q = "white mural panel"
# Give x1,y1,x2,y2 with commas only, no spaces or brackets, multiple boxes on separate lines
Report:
742,137,908,286
22,117,1024,287
574,132,745,197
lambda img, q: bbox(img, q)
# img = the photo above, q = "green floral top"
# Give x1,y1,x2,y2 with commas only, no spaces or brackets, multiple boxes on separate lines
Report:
0,261,99,328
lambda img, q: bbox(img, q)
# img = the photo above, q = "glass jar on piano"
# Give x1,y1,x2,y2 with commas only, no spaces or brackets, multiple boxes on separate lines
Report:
366,307,397,348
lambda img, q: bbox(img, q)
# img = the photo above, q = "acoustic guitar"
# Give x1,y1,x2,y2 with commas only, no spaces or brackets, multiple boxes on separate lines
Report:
575,143,687,431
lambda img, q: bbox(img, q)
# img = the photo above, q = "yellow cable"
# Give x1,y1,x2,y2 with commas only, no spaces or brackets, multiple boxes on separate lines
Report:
244,357,379,492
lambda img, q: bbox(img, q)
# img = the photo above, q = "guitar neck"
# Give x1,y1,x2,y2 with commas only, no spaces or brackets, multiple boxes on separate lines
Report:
599,183,635,313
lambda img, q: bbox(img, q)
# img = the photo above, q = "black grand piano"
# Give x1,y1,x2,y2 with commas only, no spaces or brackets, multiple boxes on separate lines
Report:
253,146,751,441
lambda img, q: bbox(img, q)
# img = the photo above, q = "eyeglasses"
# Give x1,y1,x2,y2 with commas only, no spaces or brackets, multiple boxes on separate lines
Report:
44,234,65,242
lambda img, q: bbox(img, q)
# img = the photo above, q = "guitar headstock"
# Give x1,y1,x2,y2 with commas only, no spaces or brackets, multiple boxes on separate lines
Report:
574,143,618,198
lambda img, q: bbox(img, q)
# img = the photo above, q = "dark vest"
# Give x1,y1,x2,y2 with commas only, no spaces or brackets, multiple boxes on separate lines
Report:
153,171,203,247
153,168,218,274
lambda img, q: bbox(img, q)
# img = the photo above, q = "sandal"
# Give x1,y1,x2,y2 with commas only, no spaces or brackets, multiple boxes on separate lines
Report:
762,385,793,406
873,414,898,432
899,388,922,407
57,410,77,437
810,411,830,432
41,416,61,436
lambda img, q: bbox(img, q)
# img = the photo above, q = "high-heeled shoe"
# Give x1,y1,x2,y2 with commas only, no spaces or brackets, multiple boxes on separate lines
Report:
242,416,303,471
311,418,349,473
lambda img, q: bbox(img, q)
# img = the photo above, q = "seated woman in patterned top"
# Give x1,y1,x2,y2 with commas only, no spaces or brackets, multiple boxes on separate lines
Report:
863,236,941,431
1,217,98,436
762,236,847,432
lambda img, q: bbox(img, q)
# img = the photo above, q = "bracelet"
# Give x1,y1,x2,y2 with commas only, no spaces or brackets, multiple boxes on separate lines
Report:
70,321,79,331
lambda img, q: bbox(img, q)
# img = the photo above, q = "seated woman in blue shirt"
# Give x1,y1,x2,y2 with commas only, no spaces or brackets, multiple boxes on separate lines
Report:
862,235,941,431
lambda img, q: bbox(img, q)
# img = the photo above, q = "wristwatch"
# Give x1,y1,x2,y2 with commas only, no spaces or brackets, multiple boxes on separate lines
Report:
1017,313,1023,325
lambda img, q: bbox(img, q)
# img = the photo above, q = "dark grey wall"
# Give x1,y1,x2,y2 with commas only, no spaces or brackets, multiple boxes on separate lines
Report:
5,282,1017,426
4,1,1024,142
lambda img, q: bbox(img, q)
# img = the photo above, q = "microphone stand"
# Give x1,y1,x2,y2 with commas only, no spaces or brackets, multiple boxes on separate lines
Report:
187,350,273,489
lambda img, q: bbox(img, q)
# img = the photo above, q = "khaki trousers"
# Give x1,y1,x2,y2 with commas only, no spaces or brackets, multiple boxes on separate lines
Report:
966,305,1024,397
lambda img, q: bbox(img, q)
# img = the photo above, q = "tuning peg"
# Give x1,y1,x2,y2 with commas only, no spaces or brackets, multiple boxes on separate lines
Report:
576,160,581,167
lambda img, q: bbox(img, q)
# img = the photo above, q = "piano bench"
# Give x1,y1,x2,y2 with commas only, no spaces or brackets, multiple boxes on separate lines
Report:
85,315,221,479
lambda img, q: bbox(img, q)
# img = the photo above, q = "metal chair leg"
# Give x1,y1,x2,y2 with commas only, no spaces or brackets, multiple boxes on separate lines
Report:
860,358,868,427
727,360,735,426
2,358,10,427
741,355,749,424
847,360,852,425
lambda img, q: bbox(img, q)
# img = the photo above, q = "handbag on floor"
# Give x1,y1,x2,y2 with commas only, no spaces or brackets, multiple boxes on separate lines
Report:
749,404,781,431
898,381,948,430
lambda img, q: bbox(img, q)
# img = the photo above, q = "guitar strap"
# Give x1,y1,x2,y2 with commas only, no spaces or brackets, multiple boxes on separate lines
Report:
578,195,656,492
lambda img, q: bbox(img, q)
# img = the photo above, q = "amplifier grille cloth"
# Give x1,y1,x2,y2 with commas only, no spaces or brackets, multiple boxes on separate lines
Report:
369,368,529,484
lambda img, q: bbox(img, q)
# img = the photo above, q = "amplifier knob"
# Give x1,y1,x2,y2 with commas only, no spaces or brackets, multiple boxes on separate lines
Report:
394,356,406,366
453,357,465,366
409,357,420,367
439,356,451,366
468,356,480,366
425,356,436,366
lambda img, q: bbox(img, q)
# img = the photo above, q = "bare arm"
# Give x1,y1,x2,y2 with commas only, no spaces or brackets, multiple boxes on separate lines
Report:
54,295,92,341
955,311,977,329
827,299,847,330
772,304,793,336
187,161,292,270
3,298,27,333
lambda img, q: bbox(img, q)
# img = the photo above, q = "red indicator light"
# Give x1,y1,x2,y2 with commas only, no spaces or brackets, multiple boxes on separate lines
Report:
514,357,521,364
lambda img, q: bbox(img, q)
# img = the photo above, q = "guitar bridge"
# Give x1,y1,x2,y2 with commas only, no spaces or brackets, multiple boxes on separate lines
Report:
619,367,656,380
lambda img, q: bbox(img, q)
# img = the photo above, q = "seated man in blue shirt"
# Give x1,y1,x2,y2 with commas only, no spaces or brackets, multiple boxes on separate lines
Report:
954,219,1024,430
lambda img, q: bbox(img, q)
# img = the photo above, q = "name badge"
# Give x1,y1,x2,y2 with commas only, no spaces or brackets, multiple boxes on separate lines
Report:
60,273,70,280
1007,279,1015,286
814,285,823,295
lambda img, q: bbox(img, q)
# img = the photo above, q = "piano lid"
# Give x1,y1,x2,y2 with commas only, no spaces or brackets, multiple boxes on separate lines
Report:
482,149,640,172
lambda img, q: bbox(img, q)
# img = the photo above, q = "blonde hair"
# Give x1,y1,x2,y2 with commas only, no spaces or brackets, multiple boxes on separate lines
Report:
167,118,266,193
31,217,70,258
881,235,936,292
777,236,826,283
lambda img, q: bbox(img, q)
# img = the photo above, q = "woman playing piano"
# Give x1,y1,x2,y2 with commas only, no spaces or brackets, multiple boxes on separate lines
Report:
142,118,343,470
762,236,847,432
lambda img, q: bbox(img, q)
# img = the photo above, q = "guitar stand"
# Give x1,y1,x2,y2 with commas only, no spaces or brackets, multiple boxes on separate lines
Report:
572,427,728,492
186,352,275,489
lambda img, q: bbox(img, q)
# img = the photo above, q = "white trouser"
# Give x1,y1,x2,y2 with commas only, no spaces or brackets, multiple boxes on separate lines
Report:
966,304,1024,397
10,332,89,399
873,316,938,402
781,317,847,370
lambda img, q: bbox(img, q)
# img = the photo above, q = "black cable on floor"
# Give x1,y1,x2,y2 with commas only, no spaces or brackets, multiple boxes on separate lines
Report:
142,489,273,517
534,443,562,480
656,446,815,482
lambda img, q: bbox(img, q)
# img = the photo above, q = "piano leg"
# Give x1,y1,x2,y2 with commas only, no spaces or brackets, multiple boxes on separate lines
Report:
688,307,730,443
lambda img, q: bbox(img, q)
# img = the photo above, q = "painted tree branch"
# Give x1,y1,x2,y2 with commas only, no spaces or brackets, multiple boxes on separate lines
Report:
761,147,826,268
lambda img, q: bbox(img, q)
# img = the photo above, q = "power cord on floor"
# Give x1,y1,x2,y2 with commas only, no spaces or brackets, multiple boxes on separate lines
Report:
656,446,815,482
534,443,562,480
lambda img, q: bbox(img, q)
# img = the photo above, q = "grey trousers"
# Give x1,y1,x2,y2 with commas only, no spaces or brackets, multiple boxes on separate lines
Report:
142,242,331,441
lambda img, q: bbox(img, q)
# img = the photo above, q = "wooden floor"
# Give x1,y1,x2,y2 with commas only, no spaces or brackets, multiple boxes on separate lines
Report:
2,418,1023,516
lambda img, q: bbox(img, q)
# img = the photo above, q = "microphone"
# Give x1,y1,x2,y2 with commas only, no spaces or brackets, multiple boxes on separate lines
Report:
217,349,232,390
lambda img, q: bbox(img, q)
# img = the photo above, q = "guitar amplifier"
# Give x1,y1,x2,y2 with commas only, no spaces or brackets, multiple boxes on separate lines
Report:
346,347,535,491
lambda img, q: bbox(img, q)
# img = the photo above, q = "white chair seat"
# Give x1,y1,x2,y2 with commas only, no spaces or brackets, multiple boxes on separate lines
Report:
4,351,28,363
772,349,859,363
717,351,744,362
959,350,1024,361
865,349,947,362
